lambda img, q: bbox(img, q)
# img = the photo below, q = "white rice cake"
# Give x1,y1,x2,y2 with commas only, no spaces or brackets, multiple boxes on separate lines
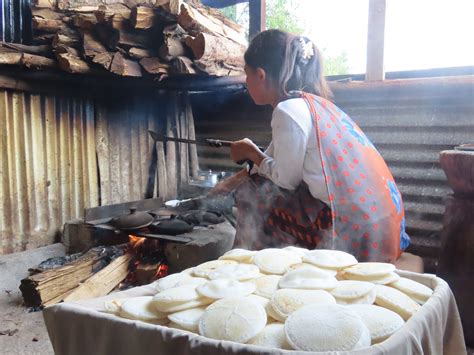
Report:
197,278,256,299
303,249,358,270
152,273,193,292
269,289,336,321
344,262,396,277
119,296,167,322
199,297,267,343
153,285,202,304
374,284,421,321
389,277,433,304
331,280,375,299
284,304,369,351
335,289,376,305
208,263,260,281
252,275,281,299
245,294,270,309
288,263,338,276
349,304,405,344
282,246,309,257
103,299,125,314
247,323,291,350
192,260,237,278
278,268,338,290
155,298,212,313
218,249,256,263
254,248,301,275
167,306,206,332
342,271,400,285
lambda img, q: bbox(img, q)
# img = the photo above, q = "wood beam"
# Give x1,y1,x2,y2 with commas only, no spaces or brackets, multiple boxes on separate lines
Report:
366,0,386,81
249,0,266,40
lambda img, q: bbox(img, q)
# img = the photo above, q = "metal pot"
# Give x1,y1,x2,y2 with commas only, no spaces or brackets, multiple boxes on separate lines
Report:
110,208,154,231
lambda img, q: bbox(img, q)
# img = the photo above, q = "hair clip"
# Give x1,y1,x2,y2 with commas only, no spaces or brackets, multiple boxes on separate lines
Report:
299,37,314,60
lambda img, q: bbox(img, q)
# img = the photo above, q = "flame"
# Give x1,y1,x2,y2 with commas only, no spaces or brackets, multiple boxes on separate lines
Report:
129,234,146,250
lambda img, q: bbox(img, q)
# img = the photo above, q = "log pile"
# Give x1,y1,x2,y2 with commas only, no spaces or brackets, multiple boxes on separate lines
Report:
20,245,131,307
0,0,246,78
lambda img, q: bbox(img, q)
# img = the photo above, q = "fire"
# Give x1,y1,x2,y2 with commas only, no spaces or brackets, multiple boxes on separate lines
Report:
128,234,146,251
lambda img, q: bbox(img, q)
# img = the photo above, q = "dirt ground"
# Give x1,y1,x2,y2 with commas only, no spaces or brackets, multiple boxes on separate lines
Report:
0,244,65,355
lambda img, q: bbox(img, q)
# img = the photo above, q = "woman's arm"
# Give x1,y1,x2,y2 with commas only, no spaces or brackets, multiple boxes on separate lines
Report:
207,168,249,196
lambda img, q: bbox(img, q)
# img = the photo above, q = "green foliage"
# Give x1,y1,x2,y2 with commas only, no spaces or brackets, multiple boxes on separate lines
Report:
220,6,237,22
266,0,304,35
322,50,350,76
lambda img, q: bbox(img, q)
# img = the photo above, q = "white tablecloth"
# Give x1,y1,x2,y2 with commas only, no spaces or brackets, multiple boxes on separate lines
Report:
43,271,467,355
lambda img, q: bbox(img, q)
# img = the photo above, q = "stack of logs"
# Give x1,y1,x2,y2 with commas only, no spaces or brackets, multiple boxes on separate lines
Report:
0,0,246,78
20,245,131,308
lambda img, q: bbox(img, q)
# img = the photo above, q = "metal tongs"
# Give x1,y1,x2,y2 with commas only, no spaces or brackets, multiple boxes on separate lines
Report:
148,130,264,167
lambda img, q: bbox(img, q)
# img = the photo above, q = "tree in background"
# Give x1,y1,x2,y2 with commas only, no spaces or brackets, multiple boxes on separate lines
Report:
221,0,350,75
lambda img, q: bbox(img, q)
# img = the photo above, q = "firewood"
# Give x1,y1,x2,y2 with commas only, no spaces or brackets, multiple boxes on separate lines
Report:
129,47,153,60
0,51,23,65
118,29,149,49
95,24,120,50
110,52,142,77
130,6,156,30
54,44,79,57
174,56,195,74
31,8,63,21
94,4,131,30
62,254,131,302
56,52,91,74
72,13,97,30
32,17,64,33
19,248,110,307
82,31,106,59
52,28,80,48
194,58,242,76
178,3,247,47
159,24,187,60
33,0,57,8
0,42,52,57
160,37,186,59
21,53,56,70
168,0,183,15
134,261,161,285
32,34,55,45
139,57,170,75
186,32,244,66
92,52,114,71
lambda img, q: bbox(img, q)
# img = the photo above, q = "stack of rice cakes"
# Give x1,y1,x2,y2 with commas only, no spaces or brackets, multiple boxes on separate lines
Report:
105,247,433,352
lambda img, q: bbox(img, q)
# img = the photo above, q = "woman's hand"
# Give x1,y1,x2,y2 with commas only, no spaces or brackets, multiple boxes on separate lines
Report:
231,138,265,166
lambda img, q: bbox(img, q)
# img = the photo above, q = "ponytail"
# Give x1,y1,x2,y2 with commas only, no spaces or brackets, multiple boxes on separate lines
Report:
244,29,332,100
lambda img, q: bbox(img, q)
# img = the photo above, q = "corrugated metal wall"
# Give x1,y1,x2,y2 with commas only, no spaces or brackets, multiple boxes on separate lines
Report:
0,87,198,255
192,76,474,269
0,89,98,254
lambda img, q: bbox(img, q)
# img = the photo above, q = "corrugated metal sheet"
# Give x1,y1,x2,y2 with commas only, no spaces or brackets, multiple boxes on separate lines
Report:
96,91,198,205
0,88,198,254
192,76,474,268
0,89,98,254
1,0,32,43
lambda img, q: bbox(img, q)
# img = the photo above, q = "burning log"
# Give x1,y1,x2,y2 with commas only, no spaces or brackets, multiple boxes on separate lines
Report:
20,246,126,307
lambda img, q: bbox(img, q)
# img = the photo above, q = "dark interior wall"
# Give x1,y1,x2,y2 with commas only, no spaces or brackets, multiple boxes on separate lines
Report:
191,76,474,271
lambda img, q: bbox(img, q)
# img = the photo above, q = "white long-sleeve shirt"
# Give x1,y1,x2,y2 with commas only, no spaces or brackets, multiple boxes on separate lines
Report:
251,98,330,205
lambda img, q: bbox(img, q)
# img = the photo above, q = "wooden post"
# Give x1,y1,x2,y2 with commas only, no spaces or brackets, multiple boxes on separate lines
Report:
366,0,386,81
249,0,266,39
